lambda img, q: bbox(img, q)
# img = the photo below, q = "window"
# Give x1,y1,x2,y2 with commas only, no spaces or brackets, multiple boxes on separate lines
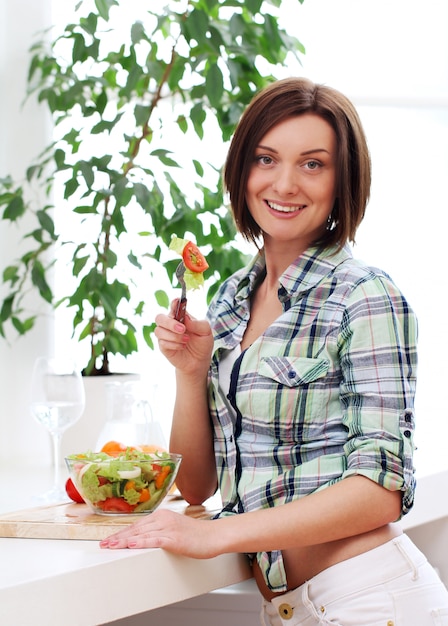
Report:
286,0,448,476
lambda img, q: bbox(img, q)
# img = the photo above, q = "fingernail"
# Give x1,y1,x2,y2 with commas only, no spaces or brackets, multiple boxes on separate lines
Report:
174,323,184,332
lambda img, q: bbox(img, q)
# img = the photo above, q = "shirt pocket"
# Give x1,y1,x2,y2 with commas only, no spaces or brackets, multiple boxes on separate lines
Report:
259,356,329,387
253,356,330,441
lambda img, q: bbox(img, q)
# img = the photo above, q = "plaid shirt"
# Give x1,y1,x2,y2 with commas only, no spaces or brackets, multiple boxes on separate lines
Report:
206,244,418,592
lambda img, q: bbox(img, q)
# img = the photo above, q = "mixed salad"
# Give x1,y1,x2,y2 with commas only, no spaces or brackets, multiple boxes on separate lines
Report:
67,448,181,514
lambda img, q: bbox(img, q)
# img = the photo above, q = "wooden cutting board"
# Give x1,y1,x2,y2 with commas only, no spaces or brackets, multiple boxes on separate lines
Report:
0,495,221,541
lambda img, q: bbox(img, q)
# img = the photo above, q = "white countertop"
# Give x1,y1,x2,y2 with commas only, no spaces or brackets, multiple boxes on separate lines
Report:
1,465,447,625
0,537,252,625
0,465,252,626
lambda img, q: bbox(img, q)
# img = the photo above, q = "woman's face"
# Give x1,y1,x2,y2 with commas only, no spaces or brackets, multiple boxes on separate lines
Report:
245,113,337,253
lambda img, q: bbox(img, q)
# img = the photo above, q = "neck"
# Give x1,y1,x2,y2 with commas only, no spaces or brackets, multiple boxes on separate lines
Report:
262,242,305,289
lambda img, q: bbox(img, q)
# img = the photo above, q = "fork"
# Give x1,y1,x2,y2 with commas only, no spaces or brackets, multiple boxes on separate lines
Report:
174,261,187,323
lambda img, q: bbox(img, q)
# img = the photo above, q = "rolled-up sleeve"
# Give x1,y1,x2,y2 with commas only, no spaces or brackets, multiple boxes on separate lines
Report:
338,275,418,515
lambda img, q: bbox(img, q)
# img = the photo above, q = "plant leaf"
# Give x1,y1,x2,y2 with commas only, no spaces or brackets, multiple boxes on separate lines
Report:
205,62,224,109
155,289,169,308
94,0,118,21
31,261,52,303
3,195,25,221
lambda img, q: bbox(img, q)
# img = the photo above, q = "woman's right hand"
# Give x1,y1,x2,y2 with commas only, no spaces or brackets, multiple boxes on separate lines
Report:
154,301,214,376
156,301,217,504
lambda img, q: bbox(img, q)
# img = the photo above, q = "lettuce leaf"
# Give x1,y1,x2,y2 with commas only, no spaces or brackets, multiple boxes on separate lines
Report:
169,235,188,255
81,465,113,502
184,270,205,290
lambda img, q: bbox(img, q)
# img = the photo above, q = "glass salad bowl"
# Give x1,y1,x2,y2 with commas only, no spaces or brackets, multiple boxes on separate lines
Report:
65,449,182,515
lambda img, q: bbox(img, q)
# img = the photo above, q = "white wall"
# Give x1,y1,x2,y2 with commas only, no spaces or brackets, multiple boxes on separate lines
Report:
0,0,55,470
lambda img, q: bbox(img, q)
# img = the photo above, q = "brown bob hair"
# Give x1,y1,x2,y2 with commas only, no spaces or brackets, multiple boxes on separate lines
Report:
223,77,371,249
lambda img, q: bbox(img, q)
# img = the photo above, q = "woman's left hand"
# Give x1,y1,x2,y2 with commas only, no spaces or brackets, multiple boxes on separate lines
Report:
99,508,219,558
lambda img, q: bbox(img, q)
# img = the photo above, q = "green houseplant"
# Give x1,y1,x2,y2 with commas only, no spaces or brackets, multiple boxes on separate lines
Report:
0,0,304,375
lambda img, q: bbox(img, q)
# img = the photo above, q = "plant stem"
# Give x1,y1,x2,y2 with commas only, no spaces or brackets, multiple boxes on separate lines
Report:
123,45,177,176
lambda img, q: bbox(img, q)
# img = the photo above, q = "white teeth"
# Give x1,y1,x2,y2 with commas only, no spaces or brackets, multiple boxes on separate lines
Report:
267,201,304,213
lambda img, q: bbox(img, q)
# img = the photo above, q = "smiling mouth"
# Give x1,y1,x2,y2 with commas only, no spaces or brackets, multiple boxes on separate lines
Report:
267,200,306,213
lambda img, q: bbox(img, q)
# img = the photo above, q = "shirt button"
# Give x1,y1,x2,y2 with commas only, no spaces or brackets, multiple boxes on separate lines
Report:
404,430,412,438
278,603,294,620
288,370,296,379
404,412,413,423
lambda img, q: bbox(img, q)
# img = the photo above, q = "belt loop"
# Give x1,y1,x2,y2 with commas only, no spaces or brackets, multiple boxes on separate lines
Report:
303,581,344,626
260,600,272,626
394,537,418,581
302,581,322,621
302,580,313,613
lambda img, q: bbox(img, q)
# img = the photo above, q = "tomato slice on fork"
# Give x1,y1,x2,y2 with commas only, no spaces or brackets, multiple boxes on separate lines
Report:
182,241,209,273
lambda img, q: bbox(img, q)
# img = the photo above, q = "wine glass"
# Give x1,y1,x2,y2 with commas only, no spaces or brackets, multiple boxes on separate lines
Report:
30,357,85,503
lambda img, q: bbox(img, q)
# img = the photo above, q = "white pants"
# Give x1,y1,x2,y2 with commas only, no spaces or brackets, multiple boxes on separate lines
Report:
261,534,448,625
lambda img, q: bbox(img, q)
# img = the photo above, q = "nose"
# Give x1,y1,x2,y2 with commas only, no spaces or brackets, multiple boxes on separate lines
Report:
272,165,299,195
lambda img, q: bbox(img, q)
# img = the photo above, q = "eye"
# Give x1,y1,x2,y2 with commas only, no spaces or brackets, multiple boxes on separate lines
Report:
305,160,321,170
255,154,274,166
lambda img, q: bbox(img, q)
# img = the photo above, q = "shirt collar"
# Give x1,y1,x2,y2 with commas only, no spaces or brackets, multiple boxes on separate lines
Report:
234,245,353,304
233,252,266,305
279,244,353,299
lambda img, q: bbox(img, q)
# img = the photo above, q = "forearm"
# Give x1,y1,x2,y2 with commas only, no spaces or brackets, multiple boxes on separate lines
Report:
169,370,217,504
100,473,402,559
212,475,402,555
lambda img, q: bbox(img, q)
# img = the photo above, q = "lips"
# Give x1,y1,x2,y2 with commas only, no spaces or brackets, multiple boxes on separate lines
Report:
266,200,306,213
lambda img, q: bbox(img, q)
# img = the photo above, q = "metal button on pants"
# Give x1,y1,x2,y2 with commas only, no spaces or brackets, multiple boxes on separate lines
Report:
278,603,293,620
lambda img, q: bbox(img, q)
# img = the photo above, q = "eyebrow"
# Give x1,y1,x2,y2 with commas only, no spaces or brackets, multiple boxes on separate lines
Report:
256,144,331,156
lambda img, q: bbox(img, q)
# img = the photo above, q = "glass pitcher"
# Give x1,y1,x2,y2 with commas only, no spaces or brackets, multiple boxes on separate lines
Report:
95,381,166,451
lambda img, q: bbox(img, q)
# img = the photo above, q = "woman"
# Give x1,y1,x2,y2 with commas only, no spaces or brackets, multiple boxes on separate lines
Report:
101,78,448,624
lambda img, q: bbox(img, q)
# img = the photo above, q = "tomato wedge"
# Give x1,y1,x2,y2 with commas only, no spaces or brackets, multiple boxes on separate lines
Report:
96,497,135,513
182,241,209,273
65,478,84,503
